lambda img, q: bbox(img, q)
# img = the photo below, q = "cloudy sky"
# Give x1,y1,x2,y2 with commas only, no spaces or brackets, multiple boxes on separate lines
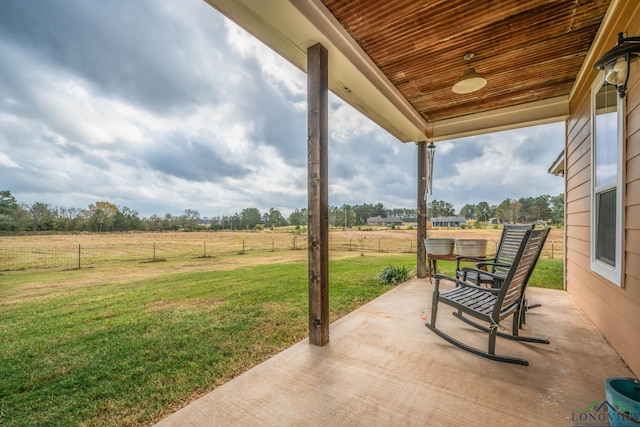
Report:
0,0,564,219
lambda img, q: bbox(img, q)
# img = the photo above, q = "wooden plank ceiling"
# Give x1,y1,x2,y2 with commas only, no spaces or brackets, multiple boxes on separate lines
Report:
321,0,611,123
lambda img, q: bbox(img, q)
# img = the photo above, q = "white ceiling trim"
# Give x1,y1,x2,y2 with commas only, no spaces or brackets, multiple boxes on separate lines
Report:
431,96,570,142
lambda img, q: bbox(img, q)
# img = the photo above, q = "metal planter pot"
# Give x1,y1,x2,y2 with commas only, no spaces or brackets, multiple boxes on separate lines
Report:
424,238,455,255
604,378,640,426
455,239,488,257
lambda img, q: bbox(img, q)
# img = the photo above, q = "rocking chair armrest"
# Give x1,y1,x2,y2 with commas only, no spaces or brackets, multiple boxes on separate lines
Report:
476,261,509,268
455,255,495,270
434,273,466,291
460,267,507,287
434,273,501,294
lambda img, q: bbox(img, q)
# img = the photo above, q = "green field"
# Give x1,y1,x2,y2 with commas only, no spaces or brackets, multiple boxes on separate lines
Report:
0,231,563,426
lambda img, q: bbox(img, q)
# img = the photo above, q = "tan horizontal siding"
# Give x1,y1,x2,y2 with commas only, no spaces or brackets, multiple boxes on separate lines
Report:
627,251,640,281
628,126,640,159
627,151,640,175
566,157,589,184
567,101,590,145
566,223,590,243
627,180,640,211
566,196,590,215
627,229,640,256
566,144,590,174
566,183,590,201
566,123,590,165
567,233,590,256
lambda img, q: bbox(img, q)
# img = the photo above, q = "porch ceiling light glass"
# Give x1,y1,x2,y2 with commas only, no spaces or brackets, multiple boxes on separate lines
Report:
452,53,487,94
594,32,640,99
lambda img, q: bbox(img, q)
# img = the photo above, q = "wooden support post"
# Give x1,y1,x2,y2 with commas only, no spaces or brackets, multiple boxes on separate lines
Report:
417,141,427,278
307,43,329,346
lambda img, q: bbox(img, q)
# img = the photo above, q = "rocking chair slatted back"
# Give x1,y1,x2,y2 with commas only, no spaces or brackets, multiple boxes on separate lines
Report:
456,224,534,286
492,224,536,277
495,228,549,321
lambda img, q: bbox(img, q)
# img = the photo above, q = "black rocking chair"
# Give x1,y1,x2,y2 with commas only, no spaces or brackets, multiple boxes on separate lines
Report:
426,228,550,366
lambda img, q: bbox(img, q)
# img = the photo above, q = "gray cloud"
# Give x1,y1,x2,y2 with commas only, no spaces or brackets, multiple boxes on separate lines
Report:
145,134,251,182
0,0,564,218
0,0,229,114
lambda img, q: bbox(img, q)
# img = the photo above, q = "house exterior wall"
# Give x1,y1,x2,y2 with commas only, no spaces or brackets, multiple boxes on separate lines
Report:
566,3,640,376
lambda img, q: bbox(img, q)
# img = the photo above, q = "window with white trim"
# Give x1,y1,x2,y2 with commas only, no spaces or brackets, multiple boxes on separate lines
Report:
591,74,625,286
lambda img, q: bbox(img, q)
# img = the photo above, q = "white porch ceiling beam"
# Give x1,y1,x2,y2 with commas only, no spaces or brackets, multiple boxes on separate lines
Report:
431,96,570,142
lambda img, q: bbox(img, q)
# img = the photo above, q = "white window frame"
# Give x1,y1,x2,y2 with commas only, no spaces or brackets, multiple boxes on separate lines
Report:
590,73,625,287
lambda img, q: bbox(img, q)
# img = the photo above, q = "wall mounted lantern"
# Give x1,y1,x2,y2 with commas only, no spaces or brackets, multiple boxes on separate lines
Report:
452,53,487,94
594,32,640,99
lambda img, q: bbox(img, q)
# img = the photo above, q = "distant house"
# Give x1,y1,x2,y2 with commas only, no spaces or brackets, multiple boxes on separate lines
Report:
430,216,466,227
366,215,403,227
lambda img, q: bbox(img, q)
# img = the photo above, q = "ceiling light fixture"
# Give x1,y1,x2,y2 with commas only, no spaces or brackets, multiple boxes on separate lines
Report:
452,52,487,94
594,32,640,99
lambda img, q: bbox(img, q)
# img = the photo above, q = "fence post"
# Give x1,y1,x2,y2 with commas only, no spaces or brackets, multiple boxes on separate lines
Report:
410,240,413,253
293,235,297,250
378,237,381,252
78,243,81,269
153,240,156,262
349,238,352,251
242,239,245,254
272,237,275,252
204,239,207,258
551,240,554,259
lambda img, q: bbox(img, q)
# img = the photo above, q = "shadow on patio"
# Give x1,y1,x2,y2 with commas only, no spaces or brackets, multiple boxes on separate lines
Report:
156,278,634,426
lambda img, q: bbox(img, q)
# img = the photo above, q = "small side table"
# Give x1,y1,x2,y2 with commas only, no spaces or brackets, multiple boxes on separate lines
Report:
427,253,458,283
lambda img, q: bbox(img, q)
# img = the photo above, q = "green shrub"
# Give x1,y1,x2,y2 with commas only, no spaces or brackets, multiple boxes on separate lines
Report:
378,265,413,286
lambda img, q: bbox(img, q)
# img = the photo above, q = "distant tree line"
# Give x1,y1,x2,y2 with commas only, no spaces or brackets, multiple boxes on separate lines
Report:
0,190,564,234
456,194,564,225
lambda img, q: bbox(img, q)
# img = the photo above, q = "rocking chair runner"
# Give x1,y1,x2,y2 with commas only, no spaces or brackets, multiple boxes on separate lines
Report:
456,223,534,287
426,228,550,366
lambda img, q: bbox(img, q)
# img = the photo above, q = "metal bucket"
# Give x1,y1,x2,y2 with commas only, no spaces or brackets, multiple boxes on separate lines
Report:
424,238,455,255
455,239,488,257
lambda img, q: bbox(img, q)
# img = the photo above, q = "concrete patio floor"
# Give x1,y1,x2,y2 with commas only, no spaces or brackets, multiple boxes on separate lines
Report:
156,277,635,426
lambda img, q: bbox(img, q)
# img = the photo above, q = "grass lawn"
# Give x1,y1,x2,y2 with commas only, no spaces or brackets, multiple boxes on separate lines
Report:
0,254,411,426
0,253,562,426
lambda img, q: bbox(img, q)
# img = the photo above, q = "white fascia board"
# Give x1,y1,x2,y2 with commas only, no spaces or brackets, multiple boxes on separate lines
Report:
430,96,570,142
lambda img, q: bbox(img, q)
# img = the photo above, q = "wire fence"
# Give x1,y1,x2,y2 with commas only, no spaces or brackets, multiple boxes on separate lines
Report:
0,231,564,272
